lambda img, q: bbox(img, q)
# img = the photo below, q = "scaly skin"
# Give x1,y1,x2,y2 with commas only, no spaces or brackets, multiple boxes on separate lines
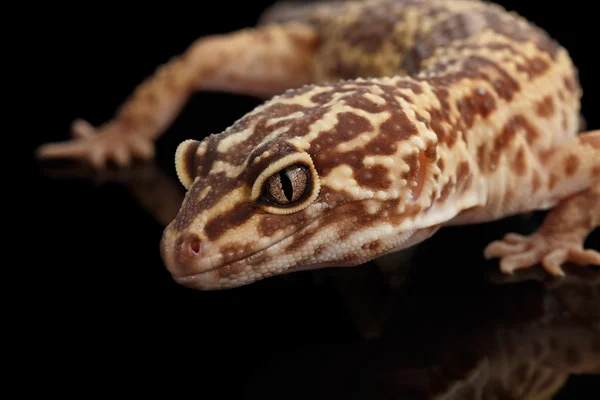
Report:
35,0,600,289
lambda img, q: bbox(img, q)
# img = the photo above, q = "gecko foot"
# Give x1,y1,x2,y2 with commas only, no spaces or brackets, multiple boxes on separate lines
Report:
36,119,155,168
483,232,600,276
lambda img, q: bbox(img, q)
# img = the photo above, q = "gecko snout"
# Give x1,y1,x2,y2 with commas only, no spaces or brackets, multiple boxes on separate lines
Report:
160,229,205,277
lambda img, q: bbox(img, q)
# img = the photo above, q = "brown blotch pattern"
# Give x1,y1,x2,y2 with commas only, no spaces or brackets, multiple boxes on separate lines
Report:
515,56,550,80
455,161,473,193
204,202,256,241
438,179,455,203
548,173,560,190
456,87,497,131
535,95,555,118
564,153,580,176
342,1,410,53
513,146,527,176
418,55,521,102
531,170,542,193
487,115,539,172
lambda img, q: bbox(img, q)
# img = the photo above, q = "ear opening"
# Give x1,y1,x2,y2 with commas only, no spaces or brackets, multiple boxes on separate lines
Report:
175,139,201,189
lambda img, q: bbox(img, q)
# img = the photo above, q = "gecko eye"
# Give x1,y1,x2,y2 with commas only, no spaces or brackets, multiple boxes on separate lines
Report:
251,152,320,215
261,164,311,206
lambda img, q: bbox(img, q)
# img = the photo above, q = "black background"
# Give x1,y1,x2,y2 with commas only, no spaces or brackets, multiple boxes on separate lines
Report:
29,0,598,397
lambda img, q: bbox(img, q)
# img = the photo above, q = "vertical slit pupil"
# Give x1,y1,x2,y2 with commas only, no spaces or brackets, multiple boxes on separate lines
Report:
280,171,294,202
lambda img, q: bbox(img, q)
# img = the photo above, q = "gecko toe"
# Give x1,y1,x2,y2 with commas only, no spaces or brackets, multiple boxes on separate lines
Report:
483,240,527,259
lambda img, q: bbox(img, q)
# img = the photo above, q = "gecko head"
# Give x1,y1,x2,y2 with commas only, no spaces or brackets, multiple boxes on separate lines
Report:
160,85,438,290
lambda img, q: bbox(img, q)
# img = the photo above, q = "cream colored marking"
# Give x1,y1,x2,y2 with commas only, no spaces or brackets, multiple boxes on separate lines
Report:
265,111,305,126
362,92,387,105
253,150,272,164
198,186,212,202
209,160,247,178
217,120,259,153
321,164,357,191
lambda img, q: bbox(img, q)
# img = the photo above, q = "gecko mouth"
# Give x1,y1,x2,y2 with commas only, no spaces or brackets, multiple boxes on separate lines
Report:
161,213,324,288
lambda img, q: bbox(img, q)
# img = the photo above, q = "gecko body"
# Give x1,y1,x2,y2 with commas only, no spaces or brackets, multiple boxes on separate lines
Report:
37,0,600,289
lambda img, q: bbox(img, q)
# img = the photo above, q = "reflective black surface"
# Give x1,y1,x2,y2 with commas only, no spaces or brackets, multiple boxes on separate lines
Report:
32,1,599,397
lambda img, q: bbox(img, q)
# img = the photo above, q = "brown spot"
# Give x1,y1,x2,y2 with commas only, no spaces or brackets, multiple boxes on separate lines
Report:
312,109,403,190
516,56,550,79
437,157,445,172
535,95,555,118
592,166,600,179
531,170,542,193
428,88,452,144
513,146,527,176
418,55,521,101
489,115,539,170
438,179,455,203
476,144,487,171
456,87,497,131
565,346,581,366
562,110,568,130
204,202,255,241
356,164,393,190
456,161,472,192
564,153,580,176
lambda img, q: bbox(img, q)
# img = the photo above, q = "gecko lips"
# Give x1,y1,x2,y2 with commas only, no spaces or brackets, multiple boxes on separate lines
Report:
159,213,323,290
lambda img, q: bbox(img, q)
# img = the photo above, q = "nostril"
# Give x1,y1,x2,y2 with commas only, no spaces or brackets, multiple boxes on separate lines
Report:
175,234,202,258
189,236,201,254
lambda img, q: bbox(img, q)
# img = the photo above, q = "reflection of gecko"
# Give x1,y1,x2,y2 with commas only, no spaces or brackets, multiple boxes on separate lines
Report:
246,271,600,399
36,0,599,289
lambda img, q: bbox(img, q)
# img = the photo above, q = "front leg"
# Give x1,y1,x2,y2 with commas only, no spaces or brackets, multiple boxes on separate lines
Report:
35,23,318,167
485,131,600,276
